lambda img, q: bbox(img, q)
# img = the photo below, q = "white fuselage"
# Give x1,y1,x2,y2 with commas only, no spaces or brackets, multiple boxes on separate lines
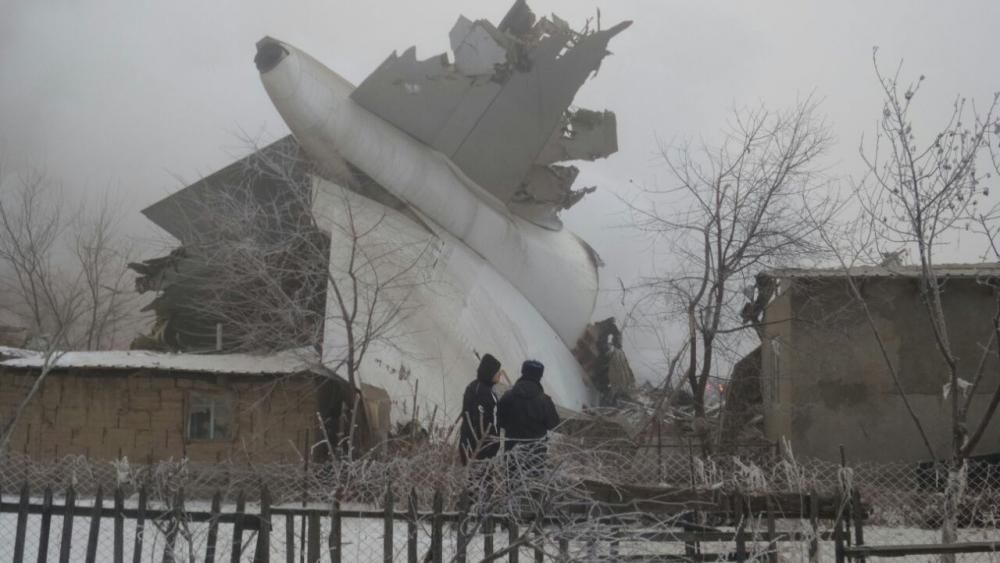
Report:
259,40,599,417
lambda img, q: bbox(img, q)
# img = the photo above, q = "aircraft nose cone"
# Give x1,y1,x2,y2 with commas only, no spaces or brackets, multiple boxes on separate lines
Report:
254,37,288,73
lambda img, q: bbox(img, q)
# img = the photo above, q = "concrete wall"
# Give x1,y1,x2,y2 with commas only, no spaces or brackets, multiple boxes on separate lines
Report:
762,277,1000,462
0,369,323,464
762,288,795,446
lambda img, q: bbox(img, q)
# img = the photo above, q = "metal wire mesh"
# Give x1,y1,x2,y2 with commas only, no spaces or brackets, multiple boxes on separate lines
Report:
2,444,1000,561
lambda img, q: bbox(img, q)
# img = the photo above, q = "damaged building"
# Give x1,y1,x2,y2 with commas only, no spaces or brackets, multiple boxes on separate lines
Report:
733,264,1000,463
131,136,329,353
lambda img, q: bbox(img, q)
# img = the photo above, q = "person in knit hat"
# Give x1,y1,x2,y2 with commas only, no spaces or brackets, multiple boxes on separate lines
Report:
459,353,505,465
498,360,560,475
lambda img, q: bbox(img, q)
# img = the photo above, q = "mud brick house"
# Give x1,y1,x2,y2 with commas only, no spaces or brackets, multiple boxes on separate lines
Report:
0,347,388,464
753,264,1000,463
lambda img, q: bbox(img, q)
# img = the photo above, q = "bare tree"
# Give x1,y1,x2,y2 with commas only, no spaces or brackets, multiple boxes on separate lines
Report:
626,99,836,439
0,169,80,346
73,192,137,350
823,50,1000,555
0,167,136,453
0,166,136,349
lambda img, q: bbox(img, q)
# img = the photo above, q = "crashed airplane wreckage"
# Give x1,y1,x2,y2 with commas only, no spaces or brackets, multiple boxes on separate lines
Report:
132,1,634,436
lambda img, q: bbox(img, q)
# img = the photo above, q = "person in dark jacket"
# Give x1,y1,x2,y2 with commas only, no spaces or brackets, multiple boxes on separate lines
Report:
459,353,504,465
498,360,560,476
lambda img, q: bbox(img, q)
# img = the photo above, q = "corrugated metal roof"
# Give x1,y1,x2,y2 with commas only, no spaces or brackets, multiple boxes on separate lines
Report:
762,263,1000,280
0,347,320,376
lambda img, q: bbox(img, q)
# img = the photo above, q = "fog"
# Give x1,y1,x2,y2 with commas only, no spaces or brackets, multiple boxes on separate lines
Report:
2,0,999,376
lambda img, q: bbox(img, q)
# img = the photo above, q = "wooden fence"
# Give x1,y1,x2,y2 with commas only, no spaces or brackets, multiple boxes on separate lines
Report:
832,491,1000,561
0,482,861,563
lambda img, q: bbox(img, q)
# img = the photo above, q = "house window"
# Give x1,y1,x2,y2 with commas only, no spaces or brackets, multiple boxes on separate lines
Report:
186,393,233,441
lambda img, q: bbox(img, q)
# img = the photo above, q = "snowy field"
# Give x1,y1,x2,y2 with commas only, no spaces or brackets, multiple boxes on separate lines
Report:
3,499,1000,561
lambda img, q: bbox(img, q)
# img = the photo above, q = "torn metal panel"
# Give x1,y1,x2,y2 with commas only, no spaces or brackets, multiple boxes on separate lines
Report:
497,0,536,37
515,164,580,204
537,109,619,164
447,20,630,202
506,201,563,230
350,47,502,153
350,2,630,209
514,164,596,211
450,16,508,76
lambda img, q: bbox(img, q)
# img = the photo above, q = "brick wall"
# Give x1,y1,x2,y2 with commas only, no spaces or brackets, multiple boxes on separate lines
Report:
0,368,321,464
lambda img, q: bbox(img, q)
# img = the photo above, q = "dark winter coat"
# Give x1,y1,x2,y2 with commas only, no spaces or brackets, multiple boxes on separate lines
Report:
459,355,502,464
498,377,560,447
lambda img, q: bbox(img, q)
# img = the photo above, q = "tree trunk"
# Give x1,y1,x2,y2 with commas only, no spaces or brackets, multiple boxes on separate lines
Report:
939,461,965,563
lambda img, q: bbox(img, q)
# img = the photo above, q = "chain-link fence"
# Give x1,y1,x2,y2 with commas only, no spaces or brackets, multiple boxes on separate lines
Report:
2,442,1000,561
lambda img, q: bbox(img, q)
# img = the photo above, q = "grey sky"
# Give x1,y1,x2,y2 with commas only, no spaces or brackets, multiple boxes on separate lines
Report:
2,0,999,373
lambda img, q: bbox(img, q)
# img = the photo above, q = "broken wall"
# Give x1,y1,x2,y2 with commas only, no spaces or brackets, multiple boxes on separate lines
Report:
718,346,763,448
762,277,1000,462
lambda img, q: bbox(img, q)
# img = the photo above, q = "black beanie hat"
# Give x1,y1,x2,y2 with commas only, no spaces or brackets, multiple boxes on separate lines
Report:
477,354,502,383
521,360,544,382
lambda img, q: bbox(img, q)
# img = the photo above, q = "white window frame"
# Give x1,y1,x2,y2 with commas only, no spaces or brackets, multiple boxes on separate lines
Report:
185,392,233,442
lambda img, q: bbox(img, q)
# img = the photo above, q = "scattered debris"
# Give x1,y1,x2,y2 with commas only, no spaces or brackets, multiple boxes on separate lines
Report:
574,317,636,406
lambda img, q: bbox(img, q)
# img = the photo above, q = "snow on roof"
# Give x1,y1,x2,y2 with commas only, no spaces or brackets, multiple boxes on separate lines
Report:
0,346,36,360
763,263,1000,280
0,347,320,376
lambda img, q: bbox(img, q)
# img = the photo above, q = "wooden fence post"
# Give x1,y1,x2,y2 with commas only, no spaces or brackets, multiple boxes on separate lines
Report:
534,529,544,563
231,490,247,563
162,488,184,563
133,486,147,563
306,511,320,563
285,512,295,563
205,491,222,563
114,486,124,563
851,489,865,563
508,519,519,563
58,486,76,563
766,496,778,563
834,500,846,563
37,487,54,563
456,490,470,563
683,513,697,557
407,489,418,563
13,482,30,563
656,416,664,483
431,490,444,563
86,485,104,563
329,495,342,563
299,429,310,563
384,487,395,563
734,493,747,563
808,490,819,563
483,514,495,559
254,487,271,563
